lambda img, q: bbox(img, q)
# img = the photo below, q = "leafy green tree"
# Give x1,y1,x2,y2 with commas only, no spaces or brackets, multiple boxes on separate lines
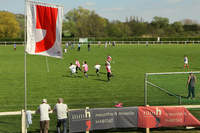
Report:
64,7,108,37
106,21,124,37
15,14,24,38
0,11,20,38
151,16,169,29
171,21,184,33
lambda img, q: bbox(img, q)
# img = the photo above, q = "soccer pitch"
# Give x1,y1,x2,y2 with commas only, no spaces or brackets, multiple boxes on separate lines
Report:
1,44,200,132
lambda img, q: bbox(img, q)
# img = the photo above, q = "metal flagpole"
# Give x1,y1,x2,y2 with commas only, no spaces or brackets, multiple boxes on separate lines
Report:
24,0,27,112
24,0,28,113
23,0,28,132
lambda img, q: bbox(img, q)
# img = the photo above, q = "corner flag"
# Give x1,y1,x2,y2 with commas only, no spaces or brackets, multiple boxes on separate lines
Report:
26,1,63,58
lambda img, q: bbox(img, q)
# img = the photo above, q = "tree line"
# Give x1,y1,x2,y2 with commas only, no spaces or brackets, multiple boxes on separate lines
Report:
0,7,200,39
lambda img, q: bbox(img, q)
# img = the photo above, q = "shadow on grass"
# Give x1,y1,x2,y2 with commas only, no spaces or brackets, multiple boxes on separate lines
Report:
173,66,184,70
99,72,107,75
173,66,200,71
93,78,108,82
190,67,200,70
0,121,15,124
0,129,11,133
28,129,58,133
88,74,97,76
62,75,82,78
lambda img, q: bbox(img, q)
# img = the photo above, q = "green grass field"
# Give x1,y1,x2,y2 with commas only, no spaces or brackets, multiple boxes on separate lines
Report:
1,44,200,132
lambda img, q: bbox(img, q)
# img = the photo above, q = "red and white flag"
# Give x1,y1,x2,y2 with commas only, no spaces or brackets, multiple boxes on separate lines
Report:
26,1,63,58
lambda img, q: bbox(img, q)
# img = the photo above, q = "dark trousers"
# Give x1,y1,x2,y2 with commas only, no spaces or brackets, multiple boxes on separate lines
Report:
107,72,111,80
76,66,81,73
96,69,99,76
187,86,195,98
57,119,67,133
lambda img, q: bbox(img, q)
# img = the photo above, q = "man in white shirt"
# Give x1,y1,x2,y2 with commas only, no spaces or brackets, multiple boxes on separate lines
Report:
53,98,68,133
37,99,51,133
69,63,76,76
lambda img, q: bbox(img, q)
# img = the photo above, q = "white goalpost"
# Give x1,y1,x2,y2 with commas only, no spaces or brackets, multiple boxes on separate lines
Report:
144,71,200,106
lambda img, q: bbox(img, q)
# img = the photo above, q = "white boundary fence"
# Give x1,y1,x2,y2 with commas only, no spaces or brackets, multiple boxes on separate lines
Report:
0,41,200,45
0,105,200,133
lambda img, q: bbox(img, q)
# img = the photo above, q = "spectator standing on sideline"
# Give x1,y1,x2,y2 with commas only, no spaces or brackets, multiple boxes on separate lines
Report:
88,42,91,51
36,99,51,133
77,43,81,51
65,42,68,49
105,41,107,48
109,41,111,46
112,41,116,47
53,98,68,133
98,41,101,47
146,41,149,47
71,42,74,49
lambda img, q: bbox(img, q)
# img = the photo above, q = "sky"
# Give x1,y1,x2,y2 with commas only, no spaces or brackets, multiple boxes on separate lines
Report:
0,0,199,23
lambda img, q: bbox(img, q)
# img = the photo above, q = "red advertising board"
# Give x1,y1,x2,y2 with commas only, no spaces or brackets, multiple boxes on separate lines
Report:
138,106,200,128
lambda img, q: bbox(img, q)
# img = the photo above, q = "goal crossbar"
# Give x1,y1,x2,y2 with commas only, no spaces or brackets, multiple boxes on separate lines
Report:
146,71,200,76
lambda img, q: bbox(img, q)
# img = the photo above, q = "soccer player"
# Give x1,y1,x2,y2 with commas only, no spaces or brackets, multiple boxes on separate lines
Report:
64,42,68,53
75,59,81,73
77,43,81,51
107,55,112,63
82,61,88,78
69,63,76,76
94,63,101,76
64,48,67,53
14,43,16,51
106,63,112,81
184,55,189,69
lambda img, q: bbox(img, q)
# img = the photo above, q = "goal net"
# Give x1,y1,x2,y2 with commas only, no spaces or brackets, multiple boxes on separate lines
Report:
144,71,200,106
